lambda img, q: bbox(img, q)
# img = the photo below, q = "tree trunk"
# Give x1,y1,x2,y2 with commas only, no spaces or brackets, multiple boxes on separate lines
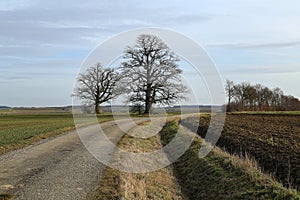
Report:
144,84,151,114
144,101,150,114
227,96,231,112
95,103,101,114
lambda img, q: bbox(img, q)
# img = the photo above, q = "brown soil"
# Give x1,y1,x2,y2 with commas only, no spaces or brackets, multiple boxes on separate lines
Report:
181,114,300,190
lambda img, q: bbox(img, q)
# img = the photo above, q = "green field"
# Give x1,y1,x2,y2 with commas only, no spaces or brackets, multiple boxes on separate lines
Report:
0,112,114,155
0,107,185,156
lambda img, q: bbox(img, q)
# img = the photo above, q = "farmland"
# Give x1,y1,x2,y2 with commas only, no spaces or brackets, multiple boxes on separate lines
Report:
95,119,300,199
0,109,114,155
1,109,300,199
181,112,300,190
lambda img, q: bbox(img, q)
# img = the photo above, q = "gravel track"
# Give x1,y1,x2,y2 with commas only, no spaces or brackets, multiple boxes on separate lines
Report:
0,119,145,200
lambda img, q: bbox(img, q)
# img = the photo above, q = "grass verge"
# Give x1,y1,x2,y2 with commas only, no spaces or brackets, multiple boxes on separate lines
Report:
94,121,185,200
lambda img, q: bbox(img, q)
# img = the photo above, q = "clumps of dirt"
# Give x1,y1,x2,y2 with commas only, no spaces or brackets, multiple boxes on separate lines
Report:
162,119,300,199
181,114,300,190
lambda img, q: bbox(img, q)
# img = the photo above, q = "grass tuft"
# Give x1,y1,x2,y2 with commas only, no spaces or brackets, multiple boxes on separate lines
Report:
0,193,13,200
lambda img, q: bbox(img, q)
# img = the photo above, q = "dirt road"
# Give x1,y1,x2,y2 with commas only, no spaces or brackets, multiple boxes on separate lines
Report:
0,119,146,200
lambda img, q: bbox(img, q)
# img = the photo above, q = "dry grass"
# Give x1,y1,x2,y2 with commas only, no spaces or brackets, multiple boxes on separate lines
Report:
95,121,185,200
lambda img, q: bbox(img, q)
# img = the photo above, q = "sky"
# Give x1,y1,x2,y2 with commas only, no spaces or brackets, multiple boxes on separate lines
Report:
0,0,300,107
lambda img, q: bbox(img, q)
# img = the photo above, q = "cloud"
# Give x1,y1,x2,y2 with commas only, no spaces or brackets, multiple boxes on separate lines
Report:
0,69,77,82
207,41,300,49
0,0,215,65
169,13,212,24
0,1,213,45
221,65,300,75
1,0,299,106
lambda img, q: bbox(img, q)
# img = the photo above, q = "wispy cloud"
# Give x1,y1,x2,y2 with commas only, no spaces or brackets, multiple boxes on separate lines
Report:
207,41,300,49
221,65,300,75
0,70,77,82
171,14,213,24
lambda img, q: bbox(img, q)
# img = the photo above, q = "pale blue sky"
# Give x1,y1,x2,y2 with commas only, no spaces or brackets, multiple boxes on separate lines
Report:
0,0,299,106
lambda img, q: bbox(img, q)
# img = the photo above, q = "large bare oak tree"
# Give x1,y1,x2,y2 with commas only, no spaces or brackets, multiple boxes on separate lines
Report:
120,34,187,114
74,63,120,114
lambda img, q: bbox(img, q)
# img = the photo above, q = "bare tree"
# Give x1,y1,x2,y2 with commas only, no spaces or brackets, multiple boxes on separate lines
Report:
225,80,234,112
120,34,188,114
255,84,273,110
245,85,258,110
74,63,121,114
281,95,300,111
233,82,251,110
225,80,299,111
272,87,283,110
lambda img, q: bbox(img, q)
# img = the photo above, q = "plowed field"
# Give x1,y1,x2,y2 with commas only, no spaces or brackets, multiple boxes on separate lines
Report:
181,114,300,190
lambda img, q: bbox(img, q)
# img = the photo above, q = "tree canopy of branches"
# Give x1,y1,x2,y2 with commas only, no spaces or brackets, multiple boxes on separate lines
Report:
120,34,188,114
74,63,121,114
225,80,300,112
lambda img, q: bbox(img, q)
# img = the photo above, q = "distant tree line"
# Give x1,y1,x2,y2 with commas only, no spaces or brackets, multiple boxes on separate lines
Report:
225,80,300,112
